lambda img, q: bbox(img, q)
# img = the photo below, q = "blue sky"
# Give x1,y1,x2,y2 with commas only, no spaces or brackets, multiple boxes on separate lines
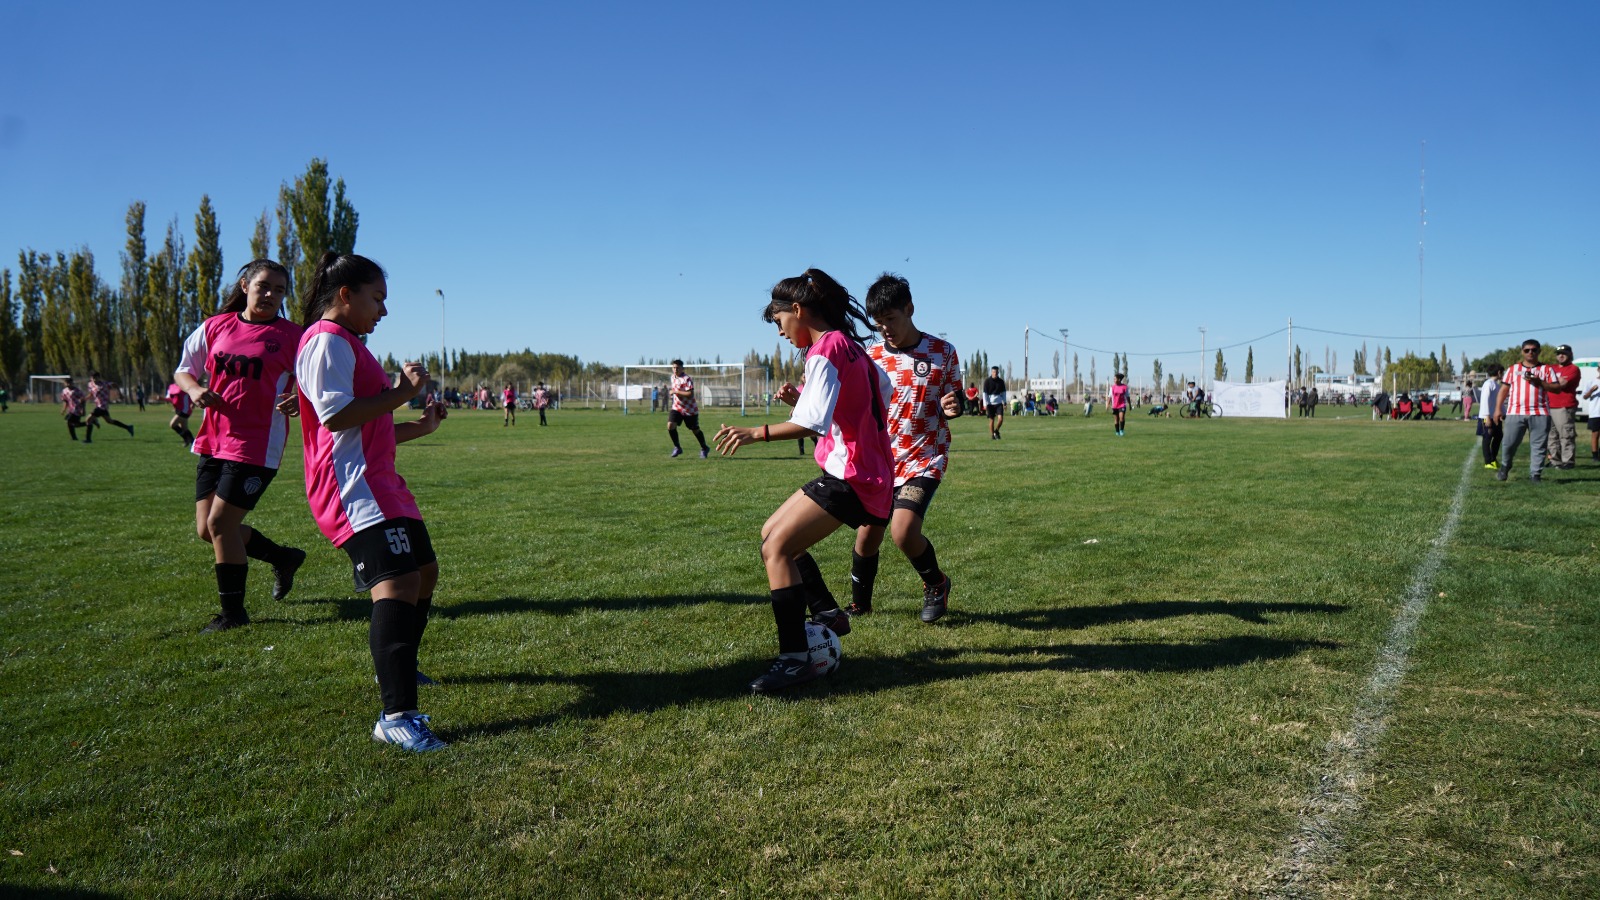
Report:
2,1,1595,386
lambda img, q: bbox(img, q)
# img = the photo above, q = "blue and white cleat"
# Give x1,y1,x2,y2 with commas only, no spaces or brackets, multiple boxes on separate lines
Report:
372,711,448,753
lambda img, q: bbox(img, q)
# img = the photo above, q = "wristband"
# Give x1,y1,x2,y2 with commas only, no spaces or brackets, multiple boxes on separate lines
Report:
762,425,770,442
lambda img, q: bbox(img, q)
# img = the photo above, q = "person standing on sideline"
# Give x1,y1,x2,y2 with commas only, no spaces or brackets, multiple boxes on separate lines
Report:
61,377,89,441
712,268,892,693
174,259,307,632
1583,378,1600,462
502,382,517,426
1493,340,1554,483
1544,344,1580,469
86,372,135,439
845,274,961,624
296,251,450,753
1478,365,1503,470
1461,381,1474,420
982,365,1006,439
667,359,711,458
134,383,146,412
533,382,550,425
1108,372,1130,436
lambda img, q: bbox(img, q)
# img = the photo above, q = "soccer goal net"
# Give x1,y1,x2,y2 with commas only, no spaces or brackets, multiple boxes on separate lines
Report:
29,374,72,404
619,364,771,416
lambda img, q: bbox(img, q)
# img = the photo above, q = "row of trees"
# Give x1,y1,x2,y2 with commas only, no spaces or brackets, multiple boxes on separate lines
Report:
0,159,357,394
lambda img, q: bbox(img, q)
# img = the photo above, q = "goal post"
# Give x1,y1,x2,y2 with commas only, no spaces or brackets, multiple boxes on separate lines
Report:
620,364,771,416
29,374,72,404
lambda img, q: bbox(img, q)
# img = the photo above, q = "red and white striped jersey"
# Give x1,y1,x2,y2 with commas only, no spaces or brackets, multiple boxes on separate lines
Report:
869,334,962,485
671,373,698,416
87,379,111,409
61,386,85,416
1502,363,1553,416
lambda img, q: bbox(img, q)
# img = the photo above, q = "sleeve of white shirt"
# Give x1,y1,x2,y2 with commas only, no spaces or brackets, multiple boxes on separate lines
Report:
296,332,358,425
789,353,840,435
174,323,208,379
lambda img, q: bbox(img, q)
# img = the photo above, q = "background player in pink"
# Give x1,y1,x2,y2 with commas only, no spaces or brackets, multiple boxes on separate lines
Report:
296,252,450,753
666,359,711,458
847,274,963,624
85,371,135,440
714,268,893,693
1108,372,1130,436
174,259,306,633
60,377,88,442
502,382,517,427
533,382,550,425
167,383,195,447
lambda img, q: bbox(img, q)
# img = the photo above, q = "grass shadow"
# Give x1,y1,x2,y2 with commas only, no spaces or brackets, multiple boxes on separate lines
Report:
442,634,1336,740
283,592,770,622
964,599,1348,631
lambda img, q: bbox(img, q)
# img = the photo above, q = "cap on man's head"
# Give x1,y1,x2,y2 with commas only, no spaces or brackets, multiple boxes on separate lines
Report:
1557,344,1574,355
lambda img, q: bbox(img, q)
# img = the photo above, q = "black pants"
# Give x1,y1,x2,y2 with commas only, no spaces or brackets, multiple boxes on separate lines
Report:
1481,421,1503,464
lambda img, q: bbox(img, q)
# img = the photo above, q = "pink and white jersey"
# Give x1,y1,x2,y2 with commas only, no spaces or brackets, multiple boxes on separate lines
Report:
61,386,85,416
1109,383,1130,410
790,331,895,518
671,373,698,416
296,320,421,547
169,392,194,416
87,379,111,410
533,388,549,409
1502,363,1553,416
502,387,516,407
175,313,303,468
870,334,961,486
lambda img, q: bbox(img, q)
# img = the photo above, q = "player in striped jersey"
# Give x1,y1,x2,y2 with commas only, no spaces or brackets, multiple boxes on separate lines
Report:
297,252,450,752
84,372,135,440
60,377,88,441
175,260,307,633
667,360,711,458
847,274,962,623
714,268,894,693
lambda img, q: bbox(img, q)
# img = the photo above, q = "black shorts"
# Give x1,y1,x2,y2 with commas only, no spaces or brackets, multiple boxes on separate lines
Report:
65,413,84,427
891,476,941,519
985,404,1003,418
88,407,113,421
341,517,437,592
195,456,278,510
800,473,890,530
668,410,700,430
1587,417,1600,434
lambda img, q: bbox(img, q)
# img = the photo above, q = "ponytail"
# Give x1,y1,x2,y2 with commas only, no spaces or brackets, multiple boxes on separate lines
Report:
763,268,872,346
219,259,290,315
299,251,386,326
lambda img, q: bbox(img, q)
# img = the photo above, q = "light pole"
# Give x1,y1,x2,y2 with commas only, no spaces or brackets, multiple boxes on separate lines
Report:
1059,329,1068,396
435,289,445,381
1199,326,1207,391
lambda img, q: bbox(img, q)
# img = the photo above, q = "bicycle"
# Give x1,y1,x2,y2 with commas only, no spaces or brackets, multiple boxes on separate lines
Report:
1179,400,1219,418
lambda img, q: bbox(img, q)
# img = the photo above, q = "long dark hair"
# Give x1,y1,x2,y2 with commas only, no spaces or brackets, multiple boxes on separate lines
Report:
763,268,871,346
219,259,290,315
299,252,386,326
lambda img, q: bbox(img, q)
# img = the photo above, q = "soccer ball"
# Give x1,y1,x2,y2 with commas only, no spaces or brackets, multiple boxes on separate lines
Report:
805,622,842,676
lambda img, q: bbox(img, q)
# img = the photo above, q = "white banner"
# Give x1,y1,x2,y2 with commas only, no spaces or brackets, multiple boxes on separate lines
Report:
1210,380,1287,419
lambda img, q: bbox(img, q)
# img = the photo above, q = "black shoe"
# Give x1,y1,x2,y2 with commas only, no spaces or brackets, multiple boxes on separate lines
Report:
921,575,952,623
750,656,818,694
1494,467,1509,482
845,601,873,617
1531,475,1543,483
201,612,249,633
270,548,306,601
811,607,851,637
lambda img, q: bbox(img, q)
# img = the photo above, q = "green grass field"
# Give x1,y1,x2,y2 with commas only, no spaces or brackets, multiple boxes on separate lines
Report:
1,402,1595,898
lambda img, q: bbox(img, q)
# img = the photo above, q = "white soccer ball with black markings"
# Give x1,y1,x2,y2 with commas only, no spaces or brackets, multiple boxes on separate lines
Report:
805,622,842,676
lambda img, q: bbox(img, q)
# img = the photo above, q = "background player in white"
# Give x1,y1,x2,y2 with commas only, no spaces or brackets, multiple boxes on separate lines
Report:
666,359,711,459
847,274,962,623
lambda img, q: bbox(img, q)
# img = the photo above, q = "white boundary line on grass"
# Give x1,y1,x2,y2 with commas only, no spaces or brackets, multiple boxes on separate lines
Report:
1268,447,1478,898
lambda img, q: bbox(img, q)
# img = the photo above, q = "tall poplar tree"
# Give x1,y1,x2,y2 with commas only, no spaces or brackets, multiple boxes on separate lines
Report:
191,195,223,317
249,210,271,261
146,220,189,377
39,253,73,373
120,202,150,386
283,157,359,319
17,251,47,378
1214,349,1226,381
0,269,18,387
1152,358,1162,392
1245,346,1254,383
275,187,300,308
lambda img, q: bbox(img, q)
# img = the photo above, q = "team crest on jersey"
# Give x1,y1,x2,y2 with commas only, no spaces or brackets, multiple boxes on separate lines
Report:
265,339,281,354
913,359,932,379
243,476,262,496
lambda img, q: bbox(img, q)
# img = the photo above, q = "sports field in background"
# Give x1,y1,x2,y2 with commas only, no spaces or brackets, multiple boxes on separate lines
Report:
1,403,1595,898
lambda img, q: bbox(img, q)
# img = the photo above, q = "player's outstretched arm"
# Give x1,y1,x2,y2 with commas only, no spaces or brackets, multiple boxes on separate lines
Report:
714,421,816,456
396,399,448,444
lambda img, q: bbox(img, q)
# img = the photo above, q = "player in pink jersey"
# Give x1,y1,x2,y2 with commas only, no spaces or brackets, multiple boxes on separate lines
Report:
714,268,893,693
84,371,135,441
846,274,963,624
60,377,88,441
502,382,517,426
174,259,307,633
667,359,711,458
296,252,450,753
167,383,195,447
1108,372,1131,436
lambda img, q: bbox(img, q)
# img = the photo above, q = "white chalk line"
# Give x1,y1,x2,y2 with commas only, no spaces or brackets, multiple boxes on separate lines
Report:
1266,447,1478,898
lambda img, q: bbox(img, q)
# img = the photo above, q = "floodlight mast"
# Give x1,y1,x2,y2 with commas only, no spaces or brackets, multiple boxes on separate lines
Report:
435,289,445,381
